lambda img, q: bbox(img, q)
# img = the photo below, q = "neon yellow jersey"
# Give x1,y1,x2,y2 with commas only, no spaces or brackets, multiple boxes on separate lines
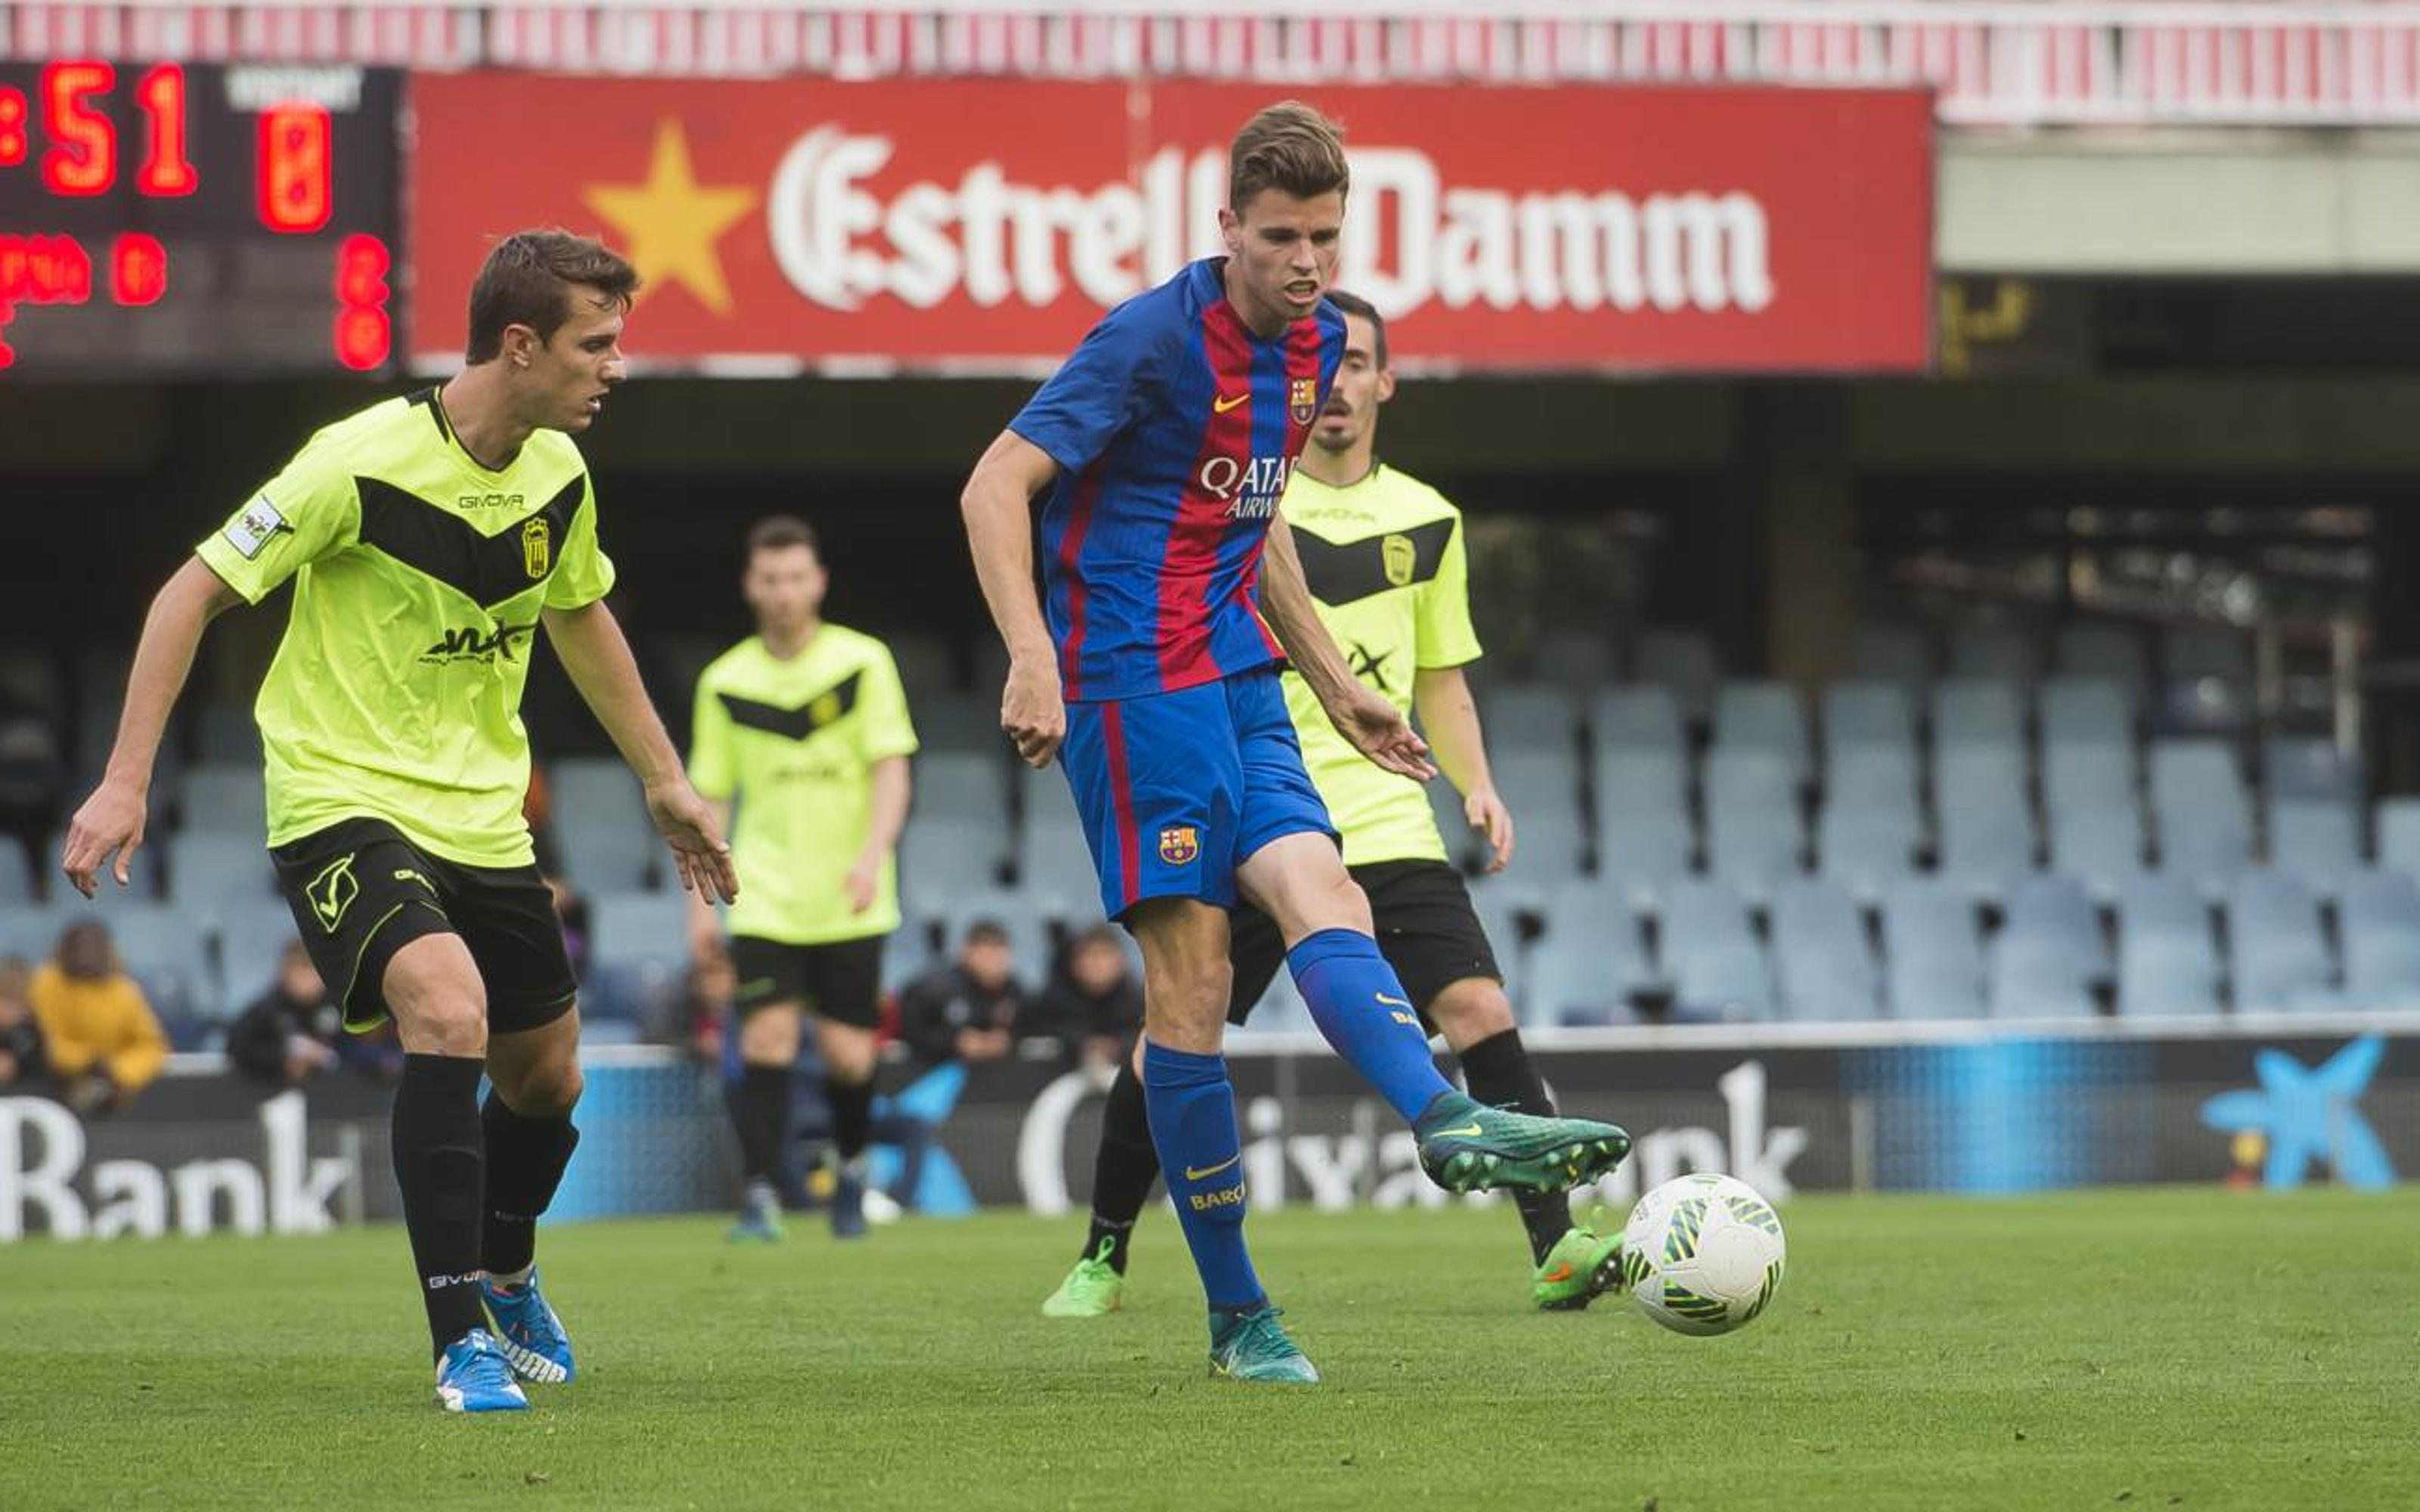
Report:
690,627,920,945
1278,464,1481,867
194,389,615,869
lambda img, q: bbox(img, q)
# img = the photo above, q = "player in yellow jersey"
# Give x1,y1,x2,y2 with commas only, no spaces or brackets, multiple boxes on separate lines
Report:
687,517,917,1242
59,232,738,1414
1041,291,1624,1317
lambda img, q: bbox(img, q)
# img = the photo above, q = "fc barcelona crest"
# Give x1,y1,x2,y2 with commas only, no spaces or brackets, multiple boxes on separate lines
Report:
1382,533,1416,587
1159,826,1200,866
521,516,552,579
1289,376,1317,426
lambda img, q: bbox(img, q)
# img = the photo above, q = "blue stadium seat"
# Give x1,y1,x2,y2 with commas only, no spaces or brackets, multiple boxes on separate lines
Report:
1714,680,1810,779
194,702,262,765
1661,877,1772,1020
2226,869,2338,1013
1590,686,1684,756
1948,623,2038,686
1531,630,1616,694
1821,680,1916,758
1990,873,2103,1018
1593,804,1694,906
1704,747,1799,898
179,764,267,839
1881,878,1985,1019
586,890,693,1024
0,903,70,962
1634,627,1721,726
1014,819,1100,912
1525,881,1646,1025
913,692,1002,754
2044,801,2148,901
1816,798,1918,903
2338,869,2420,1008
912,751,1010,823
0,843,32,906
548,758,655,891
886,631,960,697
1850,623,1931,698
214,897,306,1010
1484,684,1581,752
898,814,1009,915
1491,751,1584,879
165,833,278,909
1770,877,1879,1021
1593,745,1687,815
2161,624,2252,687
97,900,219,1026
2116,872,2222,1017
2043,739,2134,815
1826,742,1921,813
1933,679,2026,751
1229,968,1314,1037
2052,623,2150,711
2266,798,2362,895
2149,739,2252,891
2040,676,2133,748
2263,736,2363,804
2378,798,2420,881
1935,746,2034,897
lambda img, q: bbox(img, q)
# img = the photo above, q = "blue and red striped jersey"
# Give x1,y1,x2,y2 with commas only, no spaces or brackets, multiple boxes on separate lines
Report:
1010,259,1347,704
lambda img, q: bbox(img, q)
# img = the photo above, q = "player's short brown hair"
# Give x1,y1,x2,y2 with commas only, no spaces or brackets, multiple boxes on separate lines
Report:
1229,101,1349,212
1326,288,1388,368
465,230,638,364
746,515,821,558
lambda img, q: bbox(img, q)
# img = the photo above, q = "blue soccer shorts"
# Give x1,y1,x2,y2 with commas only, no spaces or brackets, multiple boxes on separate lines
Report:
1058,666,1335,921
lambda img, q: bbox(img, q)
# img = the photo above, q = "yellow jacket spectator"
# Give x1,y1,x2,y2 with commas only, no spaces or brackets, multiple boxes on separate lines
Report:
29,919,168,1113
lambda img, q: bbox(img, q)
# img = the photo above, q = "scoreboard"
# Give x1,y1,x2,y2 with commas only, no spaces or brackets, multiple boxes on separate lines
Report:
0,61,399,375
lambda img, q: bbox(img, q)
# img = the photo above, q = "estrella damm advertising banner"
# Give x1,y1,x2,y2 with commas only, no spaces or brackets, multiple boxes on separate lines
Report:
405,76,1932,374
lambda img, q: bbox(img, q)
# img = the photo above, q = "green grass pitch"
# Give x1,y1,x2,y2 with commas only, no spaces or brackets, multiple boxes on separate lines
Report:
5,1186,2415,1510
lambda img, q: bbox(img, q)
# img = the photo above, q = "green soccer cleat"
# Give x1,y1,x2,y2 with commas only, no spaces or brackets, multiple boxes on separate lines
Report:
1414,1092,1630,1195
1208,1304,1319,1385
1041,1240,1126,1318
728,1179,784,1244
1531,1225,1625,1312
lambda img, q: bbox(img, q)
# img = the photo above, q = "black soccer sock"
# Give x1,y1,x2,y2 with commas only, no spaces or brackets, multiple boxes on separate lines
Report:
481,1094,580,1281
824,1074,874,1163
731,1063,790,1186
392,1053,488,1358
1459,1027,1574,1265
1081,1056,1162,1275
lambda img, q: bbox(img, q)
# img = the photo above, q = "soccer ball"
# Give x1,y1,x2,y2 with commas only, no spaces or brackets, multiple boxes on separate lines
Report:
1619,1172,1787,1337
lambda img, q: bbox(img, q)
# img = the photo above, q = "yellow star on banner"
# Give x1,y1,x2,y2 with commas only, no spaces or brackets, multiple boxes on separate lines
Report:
581,117,759,317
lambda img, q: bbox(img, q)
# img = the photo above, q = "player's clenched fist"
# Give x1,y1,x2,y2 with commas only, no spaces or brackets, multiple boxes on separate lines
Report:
1001,654,1066,768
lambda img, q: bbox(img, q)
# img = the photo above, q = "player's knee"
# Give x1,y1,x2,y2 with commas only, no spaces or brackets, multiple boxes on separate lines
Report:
501,1055,583,1117
819,1027,877,1084
1432,978,1517,1047
738,1005,802,1066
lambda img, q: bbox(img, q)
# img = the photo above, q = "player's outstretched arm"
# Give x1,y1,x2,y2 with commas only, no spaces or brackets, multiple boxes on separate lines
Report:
1260,519,1436,783
61,557,241,897
1414,666,1516,872
541,600,739,904
960,431,1066,769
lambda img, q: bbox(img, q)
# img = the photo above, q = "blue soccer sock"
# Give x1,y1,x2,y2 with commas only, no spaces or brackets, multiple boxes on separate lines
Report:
1140,1040,1265,1315
1288,927,1455,1124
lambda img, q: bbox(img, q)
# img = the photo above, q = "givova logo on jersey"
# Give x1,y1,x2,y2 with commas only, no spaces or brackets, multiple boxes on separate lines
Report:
1199,454,1294,520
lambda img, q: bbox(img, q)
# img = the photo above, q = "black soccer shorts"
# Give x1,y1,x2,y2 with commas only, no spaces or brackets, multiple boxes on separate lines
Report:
728,933,887,1029
1226,857,1503,1027
269,816,578,1036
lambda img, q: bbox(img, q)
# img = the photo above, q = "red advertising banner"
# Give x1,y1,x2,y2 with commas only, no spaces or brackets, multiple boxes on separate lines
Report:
408,77,1931,374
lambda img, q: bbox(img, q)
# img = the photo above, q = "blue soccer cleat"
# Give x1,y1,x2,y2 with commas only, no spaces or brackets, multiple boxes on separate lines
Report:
481,1269,576,1385
1208,1304,1320,1385
434,1328,529,1414
729,1179,784,1244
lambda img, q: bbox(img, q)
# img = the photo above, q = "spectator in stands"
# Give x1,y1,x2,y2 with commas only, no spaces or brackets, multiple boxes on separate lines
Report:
1019,925,1143,1072
0,696,66,892
895,919,1028,1071
546,875,592,981
655,940,735,1059
0,956,47,1091
225,938,401,1086
29,919,167,1115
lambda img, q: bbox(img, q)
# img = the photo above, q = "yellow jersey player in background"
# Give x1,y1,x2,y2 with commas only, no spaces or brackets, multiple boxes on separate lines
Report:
60,231,738,1414
688,517,917,1242
1042,290,1625,1318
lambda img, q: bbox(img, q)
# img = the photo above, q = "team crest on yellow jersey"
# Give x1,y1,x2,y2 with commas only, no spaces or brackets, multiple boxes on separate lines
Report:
1382,532,1417,587
1159,826,1200,866
811,691,843,727
521,516,552,579
1289,376,1317,426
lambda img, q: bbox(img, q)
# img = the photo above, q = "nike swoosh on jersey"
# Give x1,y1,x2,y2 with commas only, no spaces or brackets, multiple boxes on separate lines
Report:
1376,993,1413,1009
1212,392,1249,414
1184,1154,1242,1182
